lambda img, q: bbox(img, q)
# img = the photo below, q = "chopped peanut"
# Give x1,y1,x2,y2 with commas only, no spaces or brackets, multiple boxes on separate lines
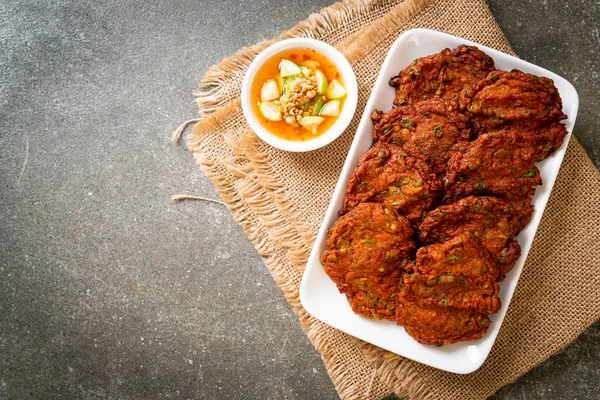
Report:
280,76,319,125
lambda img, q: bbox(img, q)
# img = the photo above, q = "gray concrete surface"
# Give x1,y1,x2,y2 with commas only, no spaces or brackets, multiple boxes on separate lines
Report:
0,0,598,399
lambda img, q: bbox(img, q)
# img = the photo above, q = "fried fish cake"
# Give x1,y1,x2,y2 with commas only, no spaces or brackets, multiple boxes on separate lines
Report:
390,45,495,108
418,196,529,277
444,131,542,202
460,69,566,131
491,122,568,162
341,143,442,226
370,99,471,176
396,300,491,346
402,234,501,315
496,240,522,280
460,69,568,160
321,203,415,319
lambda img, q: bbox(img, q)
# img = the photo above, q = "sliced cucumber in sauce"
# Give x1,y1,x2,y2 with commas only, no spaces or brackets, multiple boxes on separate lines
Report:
315,69,328,95
260,79,280,101
258,101,282,121
300,60,319,69
299,66,310,78
258,57,343,131
283,80,293,98
275,75,284,92
312,96,324,116
279,59,301,77
319,99,341,117
326,79,347,99
299,116,324,133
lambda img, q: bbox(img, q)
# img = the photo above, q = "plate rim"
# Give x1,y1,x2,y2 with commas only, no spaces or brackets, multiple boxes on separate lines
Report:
299,28,579,374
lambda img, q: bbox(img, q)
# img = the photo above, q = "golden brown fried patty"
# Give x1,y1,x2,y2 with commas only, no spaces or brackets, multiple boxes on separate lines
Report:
396,299,490,346
390,45,495,108
402,234,500,314
341,143,442,226
496,240,521,280
460,69,565,130
444,131,542,202
370,98,471,176
418,196,529,278
490,123,568,162
321,203,415,319
460,69,568,159
318,46,569,345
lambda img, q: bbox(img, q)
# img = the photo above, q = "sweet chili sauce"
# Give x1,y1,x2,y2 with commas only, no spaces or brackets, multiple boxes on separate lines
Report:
251,48,345,142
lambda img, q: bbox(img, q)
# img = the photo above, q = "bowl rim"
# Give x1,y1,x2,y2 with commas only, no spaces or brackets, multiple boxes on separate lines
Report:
241,38,358,152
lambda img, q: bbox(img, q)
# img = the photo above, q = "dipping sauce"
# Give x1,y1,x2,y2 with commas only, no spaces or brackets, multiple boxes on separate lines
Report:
251,48,346,142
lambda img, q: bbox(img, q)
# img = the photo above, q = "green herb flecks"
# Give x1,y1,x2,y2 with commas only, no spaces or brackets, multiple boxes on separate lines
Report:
366,291,377,307
336,239,350,252
400,118,414,128
358,278,368,290
397,177,411,186
493,148,510,157
522,169,536,178
489,114,505,124
473,180,487,190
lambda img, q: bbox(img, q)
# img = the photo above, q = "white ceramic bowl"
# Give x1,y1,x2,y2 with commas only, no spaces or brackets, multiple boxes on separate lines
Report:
241,38,358,152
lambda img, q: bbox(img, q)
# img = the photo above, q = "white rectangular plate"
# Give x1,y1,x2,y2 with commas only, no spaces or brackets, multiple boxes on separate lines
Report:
299,29,579,374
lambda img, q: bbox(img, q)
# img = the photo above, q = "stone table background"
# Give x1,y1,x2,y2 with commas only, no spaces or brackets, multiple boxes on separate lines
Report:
1,0,598,398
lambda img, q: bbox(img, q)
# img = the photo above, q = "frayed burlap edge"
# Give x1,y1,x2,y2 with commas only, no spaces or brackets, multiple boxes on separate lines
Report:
181,0,600,399
193,0,378,116
189,106,394,399
188,1,437,398
194,0,429,118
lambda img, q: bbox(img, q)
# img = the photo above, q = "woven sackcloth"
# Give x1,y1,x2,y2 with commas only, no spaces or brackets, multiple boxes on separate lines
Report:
183,0,600,398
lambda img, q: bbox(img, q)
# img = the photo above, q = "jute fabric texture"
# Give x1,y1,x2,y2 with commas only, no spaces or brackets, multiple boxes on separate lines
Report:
184,0,600,398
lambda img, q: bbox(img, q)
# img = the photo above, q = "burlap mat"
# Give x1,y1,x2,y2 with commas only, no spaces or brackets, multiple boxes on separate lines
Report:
183,0,600,398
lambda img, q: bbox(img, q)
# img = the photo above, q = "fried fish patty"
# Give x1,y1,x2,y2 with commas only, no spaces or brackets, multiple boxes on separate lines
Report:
460,69,566,130
444,131,542,202
496,240,522,280
460,69,568,159
370,98,471,176
491,122,568,162
418,196,530,278
401,234,501,315
321,203,415,319
341,143,442,226
396,299,491,346
390,45,495,108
